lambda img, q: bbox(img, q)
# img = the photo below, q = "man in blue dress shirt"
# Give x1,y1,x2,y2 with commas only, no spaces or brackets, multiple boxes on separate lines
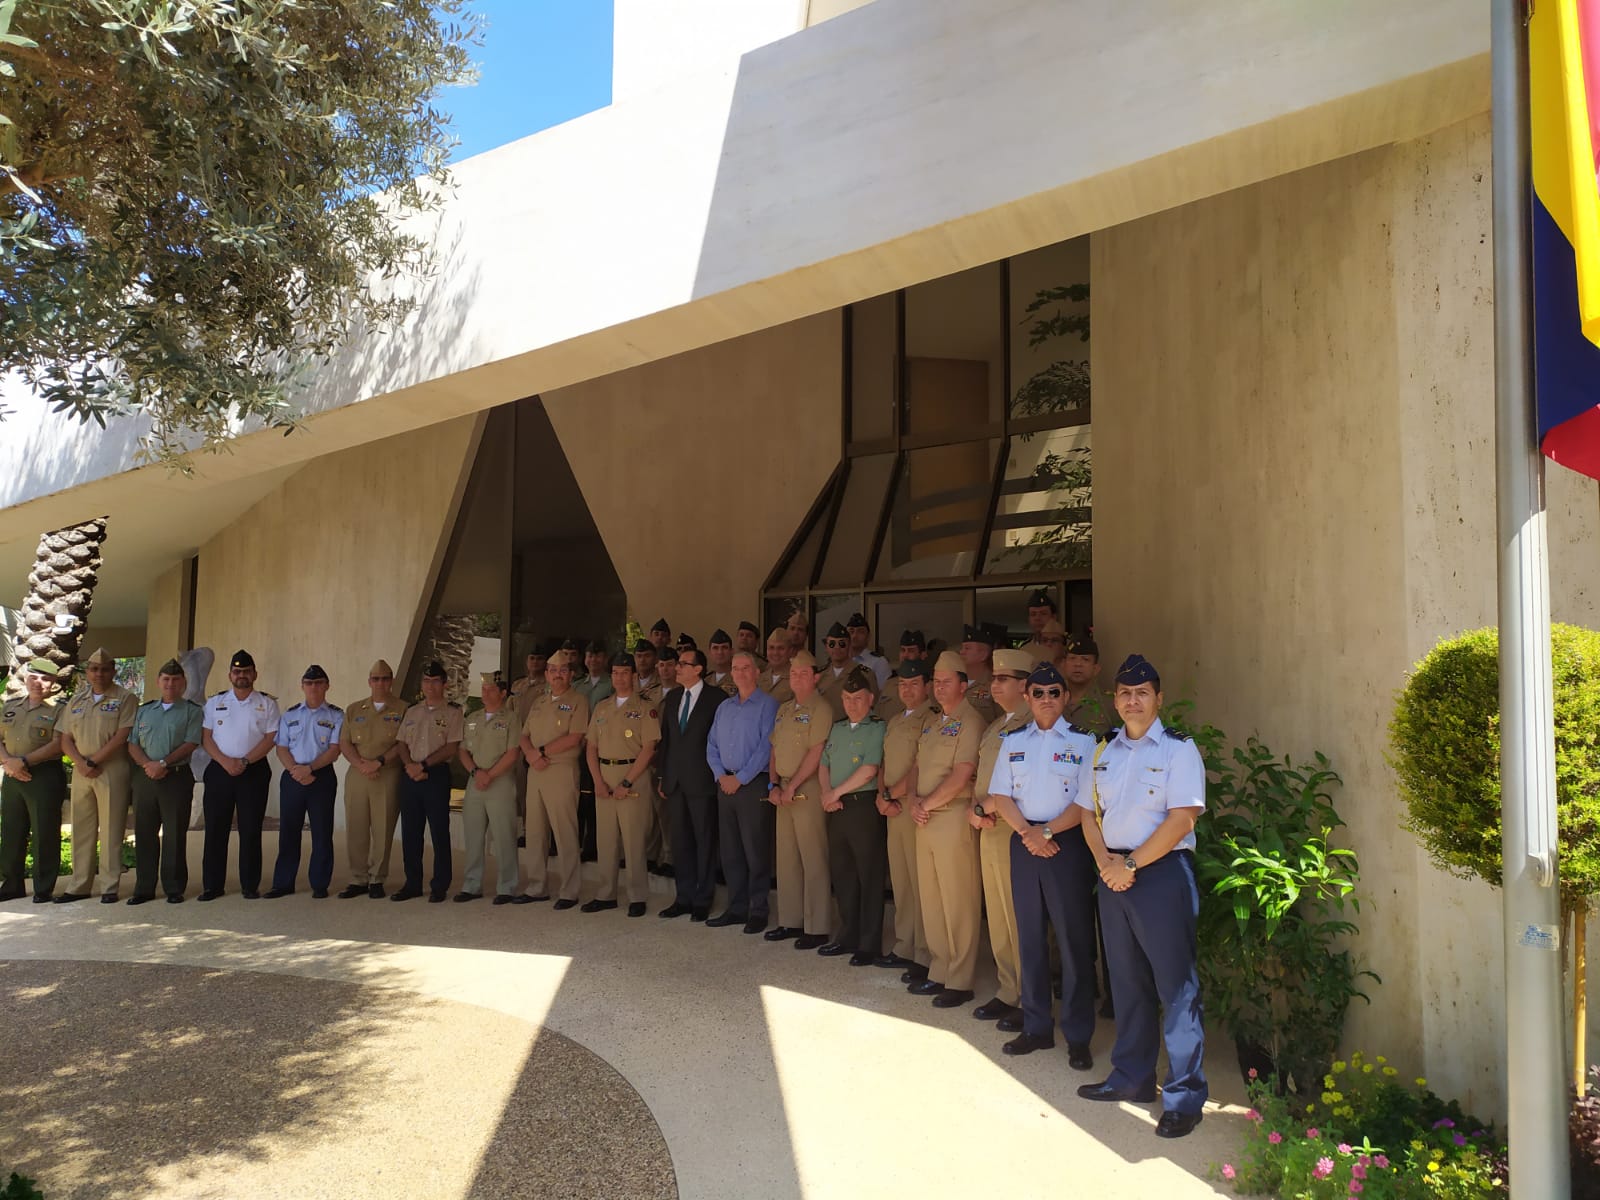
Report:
265,665,344,899
1075,653,1208,1139
705,651,780,934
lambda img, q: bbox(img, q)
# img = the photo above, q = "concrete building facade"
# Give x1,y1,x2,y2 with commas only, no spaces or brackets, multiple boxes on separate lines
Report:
0,0,1594,1118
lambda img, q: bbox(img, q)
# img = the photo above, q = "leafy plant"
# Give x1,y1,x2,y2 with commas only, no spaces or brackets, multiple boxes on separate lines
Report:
0,1171,44,1200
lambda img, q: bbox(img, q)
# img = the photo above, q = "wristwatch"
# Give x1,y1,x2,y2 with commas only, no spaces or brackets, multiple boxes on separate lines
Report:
1122,854,1138,873
620,777,633,790
973,801,987,817
1040,825,1055,841
537,745,546,758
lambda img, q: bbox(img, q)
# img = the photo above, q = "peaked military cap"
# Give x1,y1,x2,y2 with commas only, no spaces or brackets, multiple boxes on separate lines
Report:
25,658,60,678
1115,654,1161,689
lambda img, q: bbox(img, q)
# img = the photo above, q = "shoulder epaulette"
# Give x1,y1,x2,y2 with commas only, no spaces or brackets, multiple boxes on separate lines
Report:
448,701,463,709
1164,727,1192,741
1066,722,1098,739
286,702,303,712
327,702,343,713
1002,724,1029,737
259,691,277,701
212,689,229,698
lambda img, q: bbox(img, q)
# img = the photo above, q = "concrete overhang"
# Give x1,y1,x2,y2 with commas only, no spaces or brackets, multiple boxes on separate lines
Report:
0,0,1489,624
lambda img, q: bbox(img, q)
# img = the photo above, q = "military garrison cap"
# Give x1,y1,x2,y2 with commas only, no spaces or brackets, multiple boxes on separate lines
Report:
658,645,679,662
481,670,508,689
841,666,876,693
896,659,931,681
824,622,848,640
632,639,654,654
675,633,697,651
84,647,115,667
992,649,1033,677
609,651,637,670
790,649,819,670
846,612,868,629
1115,654,1161,690
737,621,760,636
156,658,185,677
1028,589,1057,610
899,629,925,649
962,624,998,647
228,649,255,670
933,650,966,675
301,664,329,683
1065,633,1100,658
650,618,670,634
585,641,607,655
1028,661,1066,688
421,660,447,679
709,628,732,646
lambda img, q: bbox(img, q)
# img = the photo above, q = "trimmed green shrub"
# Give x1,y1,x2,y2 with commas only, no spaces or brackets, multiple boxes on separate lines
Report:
1390,623,1600,906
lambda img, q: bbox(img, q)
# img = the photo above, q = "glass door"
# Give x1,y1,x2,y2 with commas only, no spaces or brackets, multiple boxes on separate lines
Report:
870,590,971,660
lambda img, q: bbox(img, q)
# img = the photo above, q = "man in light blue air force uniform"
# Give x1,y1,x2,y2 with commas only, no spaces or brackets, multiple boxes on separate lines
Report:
1075,653,1208,1139
266,664,345,899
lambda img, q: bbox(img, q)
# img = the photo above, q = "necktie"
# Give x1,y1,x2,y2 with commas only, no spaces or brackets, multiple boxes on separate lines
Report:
680,692,691,731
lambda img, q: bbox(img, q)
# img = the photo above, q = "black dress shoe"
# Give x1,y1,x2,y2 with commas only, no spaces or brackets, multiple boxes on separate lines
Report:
658,863,675,879
54,892,91,903
0,890,24,902
848,951,876,966
1003,1032,1055,1056
973,998,1020,1022
391,887,423,901
932,988,975,1008
125,895,155,906
312,889,329,899
166,895,184,904
510,894,539,905
627,902,647,917
690,906,709,922
263,888,292,899
100,892,118,904
1067,1043,1094,1071
427,892,446,903
197,890,223,902
242,891,261,900
996,1015,1024,1033
742,915,769,935
794,933,827,951
452,891,482,903
338,884,367,899
876,952,913,970
581,899,618,913
368,884,386,899
763,926,801,942
816,941,849,957
1155,1111,1203,1139
32,893,52,904
900,964,930,983
553,898,578,911
659,902,691,919
1077,1080,1158,1103
705,910,746,928
908,978,945,996
493,894,515,905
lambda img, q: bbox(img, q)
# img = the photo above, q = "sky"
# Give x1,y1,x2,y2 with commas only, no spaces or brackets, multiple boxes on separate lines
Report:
443,1,615,162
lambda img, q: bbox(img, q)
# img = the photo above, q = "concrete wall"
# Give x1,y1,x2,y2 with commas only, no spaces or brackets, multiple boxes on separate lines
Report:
613,0,803,102
542,313,841,640
142,561,188,699
1093,114,1600,1118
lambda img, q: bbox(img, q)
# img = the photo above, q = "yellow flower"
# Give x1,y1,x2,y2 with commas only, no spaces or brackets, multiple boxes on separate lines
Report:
1416,1078,1428,1087
1324,1075,1336,1089
1383,1067,1398,1076
1322,1091,1336,1104
1306,1104,1316,1114
1333,1061,1347,1074
1428,1162,1440,1172
1363,1064,1374,1074
1411,1140,1426,1152
1376,1055,1387,1064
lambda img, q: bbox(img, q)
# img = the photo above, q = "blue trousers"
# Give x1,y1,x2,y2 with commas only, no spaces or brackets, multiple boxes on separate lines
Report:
271,766,337,892
1010,826,1098,1044
1098,850,1208,1114
399,763,453,895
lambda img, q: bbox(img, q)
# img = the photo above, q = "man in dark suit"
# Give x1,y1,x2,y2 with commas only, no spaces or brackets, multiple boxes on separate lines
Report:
657,648,728,921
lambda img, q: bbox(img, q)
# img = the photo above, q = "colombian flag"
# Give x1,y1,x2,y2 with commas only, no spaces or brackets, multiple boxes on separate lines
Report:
1532,0,1600,481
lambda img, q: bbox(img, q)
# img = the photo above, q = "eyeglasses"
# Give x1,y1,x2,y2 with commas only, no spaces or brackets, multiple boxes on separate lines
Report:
1029,686,1064,699
825,638,848,647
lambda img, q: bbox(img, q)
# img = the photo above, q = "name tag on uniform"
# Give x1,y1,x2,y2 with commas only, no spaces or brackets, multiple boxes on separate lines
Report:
353,716,367,724
286,720,301,730
383,714,401,724
1093,762,1108,771
1146,766,1165,773
1008,751,1026,763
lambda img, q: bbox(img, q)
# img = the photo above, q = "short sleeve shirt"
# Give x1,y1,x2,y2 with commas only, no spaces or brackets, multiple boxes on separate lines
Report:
587,693,660,761
511,676,549,726
975,706,1032,804
56,684,138,756
760,671,794,707
770,692,832,780
2,698,58,757
815,665,855,722
964,676,1002,727
397,702,465,760
463,705,518,766
882,701,935,791
342,698,409,759
522,688,592,764
276,702,344,765
987,716,1097,823
821,717,886,784
130,699,203,762
913,699,984,799
203,689,281,759
1074,717,1206,850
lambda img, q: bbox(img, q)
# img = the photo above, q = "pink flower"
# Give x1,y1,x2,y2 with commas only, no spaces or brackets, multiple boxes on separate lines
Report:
1306,1127,1321,1139
1352,1163,1367,1179
1337,1143,1353,1155
1268,1131,1283,1145
1222,1164,1236,1181
1349,1183,1364,1196
1246,1108,1261,1123
1248,1068,1258,1079
1375,1155,1390,1169
1314,1157,1335,1180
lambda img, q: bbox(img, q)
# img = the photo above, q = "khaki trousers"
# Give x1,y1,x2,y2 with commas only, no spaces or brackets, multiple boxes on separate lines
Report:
344,764,401,886
776,782,831,934
886,806,927,964
980,821,1022,1005
462,773,520,897
916,803,982,990
525,759,581,901
597,763,653,903
646,785,673,867
67,757,131,896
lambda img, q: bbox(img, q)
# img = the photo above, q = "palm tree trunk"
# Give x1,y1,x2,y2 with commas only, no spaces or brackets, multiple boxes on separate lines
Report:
10,518,108,679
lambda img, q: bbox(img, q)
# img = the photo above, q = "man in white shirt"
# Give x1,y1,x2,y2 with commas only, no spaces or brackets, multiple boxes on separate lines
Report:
199,649,281,901
847,612,891,689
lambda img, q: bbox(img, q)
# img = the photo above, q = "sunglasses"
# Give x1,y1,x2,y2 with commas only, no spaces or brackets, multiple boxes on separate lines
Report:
825,638,848,647
1029,686,1065,699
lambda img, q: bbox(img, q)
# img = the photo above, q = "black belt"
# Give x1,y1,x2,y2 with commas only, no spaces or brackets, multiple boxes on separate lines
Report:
843,788,877,800
599,757,636,767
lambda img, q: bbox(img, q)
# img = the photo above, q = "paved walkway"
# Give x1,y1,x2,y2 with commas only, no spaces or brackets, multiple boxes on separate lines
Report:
0,833,1243,1199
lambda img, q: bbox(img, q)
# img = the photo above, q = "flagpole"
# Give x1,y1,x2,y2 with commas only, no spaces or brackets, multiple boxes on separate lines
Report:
1492,1,1570,1196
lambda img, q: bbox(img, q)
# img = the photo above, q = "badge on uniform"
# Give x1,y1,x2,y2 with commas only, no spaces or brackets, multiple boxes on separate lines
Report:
625,729,635,738
795,713,810,725
1009,751,1026,762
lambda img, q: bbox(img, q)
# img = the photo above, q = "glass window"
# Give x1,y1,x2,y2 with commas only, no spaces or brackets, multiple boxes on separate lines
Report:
764,596,806,647
974,586,1040,651
904,264,1004,436
1009,237,1090,424
873,440,998,582
849,294,896,443
774,487,832,590
815,454,895,588
984,428,1092,574
812,592,860,657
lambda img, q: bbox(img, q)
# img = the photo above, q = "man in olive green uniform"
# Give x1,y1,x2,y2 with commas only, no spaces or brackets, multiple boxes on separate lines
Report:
767,649,832,949
878,659,934,975
969,648,1036,1025
520,651,590,908
734,621,767,671
1061,633,1113,738
816,622,856,721
761,628,794,705
816,668,888,964
706,629,739,697
645,647,677,872
0,659,66,902
126,658,203,904
584,652,659,916
56,647,138,902
338,659,408,898
907,650,985,1007
457,672,523,903
633,640,660,701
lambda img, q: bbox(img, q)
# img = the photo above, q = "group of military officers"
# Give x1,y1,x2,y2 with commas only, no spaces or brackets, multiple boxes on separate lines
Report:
0,591,1208,1138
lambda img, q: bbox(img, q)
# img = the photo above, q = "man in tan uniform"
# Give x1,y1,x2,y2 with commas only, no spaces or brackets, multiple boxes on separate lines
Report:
56,647,137,902
457,671,522,904
907,649,985,1007
815,622,856,720
767,649,832,950
706,629,738,696
584,651,658,917
338,659,408,899
734,621,767,671
511,650,550,723
520,651,590,908
761,628,794,705
632,640,660,701
969,648,1036,1028
645,647,677,872
393,661,464,903
879,658,934,976
1019,589,1059,663
960,624,1003,725
785,609,809,652
1023,617,1067,667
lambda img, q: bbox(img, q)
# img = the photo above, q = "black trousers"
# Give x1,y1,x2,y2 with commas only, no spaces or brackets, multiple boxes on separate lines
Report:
131,766,194,899
272,766,337,892
668,783,718,908
399,763,452,894
0,762,65,896
717,774,772,918
578,759,597,859
827,790,887,955
202,759,271,894
1011,825,1099,1043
